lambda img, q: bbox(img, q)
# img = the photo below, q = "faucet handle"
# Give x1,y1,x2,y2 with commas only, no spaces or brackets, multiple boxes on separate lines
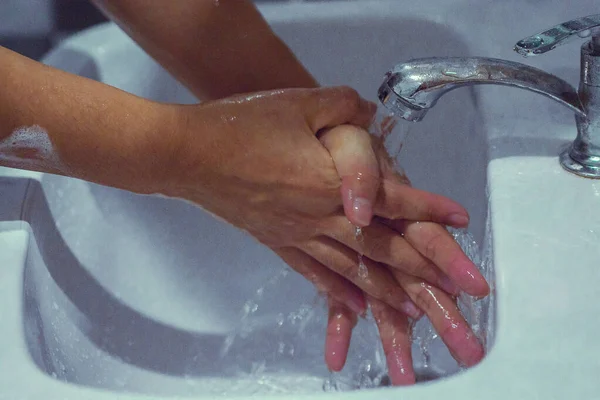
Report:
514,14,600,57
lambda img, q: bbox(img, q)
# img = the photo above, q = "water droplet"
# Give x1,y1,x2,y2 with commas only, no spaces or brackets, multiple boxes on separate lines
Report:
354,226,368,278
354,226,364,244
276,313,285,327
357,255,368,279
578,29,592,38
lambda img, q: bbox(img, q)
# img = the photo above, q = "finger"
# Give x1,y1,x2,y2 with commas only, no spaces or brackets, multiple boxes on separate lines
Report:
395,271,485,367
319,125,380,227
374,179,470,228
299,237,423,319
388,220,490,298
369,296,415,386
325,216,460,295
325,298,357,372
275,247,367,316
304,86,376,132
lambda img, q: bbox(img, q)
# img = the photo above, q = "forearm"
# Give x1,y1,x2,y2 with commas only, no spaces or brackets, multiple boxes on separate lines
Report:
0,46,174,193
91,0,318,99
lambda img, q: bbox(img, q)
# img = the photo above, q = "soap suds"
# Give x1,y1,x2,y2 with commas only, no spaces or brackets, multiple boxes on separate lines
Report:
0,125,66,173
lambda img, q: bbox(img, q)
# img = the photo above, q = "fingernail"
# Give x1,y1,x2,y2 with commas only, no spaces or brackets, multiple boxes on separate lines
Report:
442,324,484,368
460,335,485,367
352,197,373,227
461,268,491,298
439,275,460,296
447,213,469,227
347,297,366,316
401,300,423,319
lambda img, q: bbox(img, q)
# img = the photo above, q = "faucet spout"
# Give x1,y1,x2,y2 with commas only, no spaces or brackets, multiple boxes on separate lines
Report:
378,57,585,122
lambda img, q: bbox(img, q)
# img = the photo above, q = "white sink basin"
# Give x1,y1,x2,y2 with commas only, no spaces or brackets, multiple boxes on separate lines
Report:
1,0,599,399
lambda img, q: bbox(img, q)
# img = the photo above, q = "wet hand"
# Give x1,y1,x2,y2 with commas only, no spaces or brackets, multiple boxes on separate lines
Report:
319,124,489,384
159,86,475,320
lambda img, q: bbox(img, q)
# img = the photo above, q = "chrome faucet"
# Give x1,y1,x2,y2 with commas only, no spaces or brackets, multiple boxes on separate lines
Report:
378,14,600,178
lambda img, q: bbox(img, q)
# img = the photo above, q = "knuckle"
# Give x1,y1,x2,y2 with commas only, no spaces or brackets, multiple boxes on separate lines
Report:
411,201,434,221
392,203,408,220
385,198,408,221
337,86,360,109
363,284,387,304
397,256,430,278
438,321,456,340
424,203,436,221
413,284,437,312
424,231,446,261
366,236,389,263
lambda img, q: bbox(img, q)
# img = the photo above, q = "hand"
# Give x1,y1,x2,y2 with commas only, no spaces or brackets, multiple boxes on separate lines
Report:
88,0,489,381
158,86,479,320
318,124,489,385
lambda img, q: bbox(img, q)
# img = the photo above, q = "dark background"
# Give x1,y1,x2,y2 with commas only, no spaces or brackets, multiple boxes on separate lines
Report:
0,0,291,61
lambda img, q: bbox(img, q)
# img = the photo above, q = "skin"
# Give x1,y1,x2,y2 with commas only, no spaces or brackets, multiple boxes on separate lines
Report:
90,0,320,100
0,0,491,383
321,126,487,383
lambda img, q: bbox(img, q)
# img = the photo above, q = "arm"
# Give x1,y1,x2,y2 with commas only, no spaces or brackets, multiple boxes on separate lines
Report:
0,48,454,329
0,45,172,193
90,0,318,100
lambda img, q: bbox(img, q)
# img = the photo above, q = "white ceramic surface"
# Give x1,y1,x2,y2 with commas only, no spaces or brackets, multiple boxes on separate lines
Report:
1,1,598,399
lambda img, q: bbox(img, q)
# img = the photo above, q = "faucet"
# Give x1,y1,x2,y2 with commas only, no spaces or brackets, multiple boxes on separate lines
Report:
377,14,600,178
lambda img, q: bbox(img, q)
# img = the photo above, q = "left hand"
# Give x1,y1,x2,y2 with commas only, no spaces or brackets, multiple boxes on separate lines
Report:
318,124,488,385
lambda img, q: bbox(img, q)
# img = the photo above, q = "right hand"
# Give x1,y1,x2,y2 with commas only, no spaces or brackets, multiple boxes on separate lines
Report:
319,123,489,385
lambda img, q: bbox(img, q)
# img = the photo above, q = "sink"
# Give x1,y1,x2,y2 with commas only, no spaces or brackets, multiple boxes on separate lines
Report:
1,0,599,399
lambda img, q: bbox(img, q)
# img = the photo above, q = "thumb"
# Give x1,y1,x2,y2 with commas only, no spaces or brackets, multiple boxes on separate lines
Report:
319,125,380,227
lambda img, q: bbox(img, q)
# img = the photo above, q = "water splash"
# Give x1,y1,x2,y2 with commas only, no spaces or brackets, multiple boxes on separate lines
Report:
357,256,368,279
216,220,494,393
215,107,495,393
409,220,494,379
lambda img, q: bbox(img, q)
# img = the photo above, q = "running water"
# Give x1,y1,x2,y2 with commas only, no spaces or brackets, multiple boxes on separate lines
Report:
355,226,368,279
217,106,495,393
371,106,414,173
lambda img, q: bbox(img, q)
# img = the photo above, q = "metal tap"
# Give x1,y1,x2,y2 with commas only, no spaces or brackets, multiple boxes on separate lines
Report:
378,14,600,178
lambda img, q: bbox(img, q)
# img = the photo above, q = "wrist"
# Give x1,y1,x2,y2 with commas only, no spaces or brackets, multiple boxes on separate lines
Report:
0,47,182,195
128,102,187,195
150,103,219,200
